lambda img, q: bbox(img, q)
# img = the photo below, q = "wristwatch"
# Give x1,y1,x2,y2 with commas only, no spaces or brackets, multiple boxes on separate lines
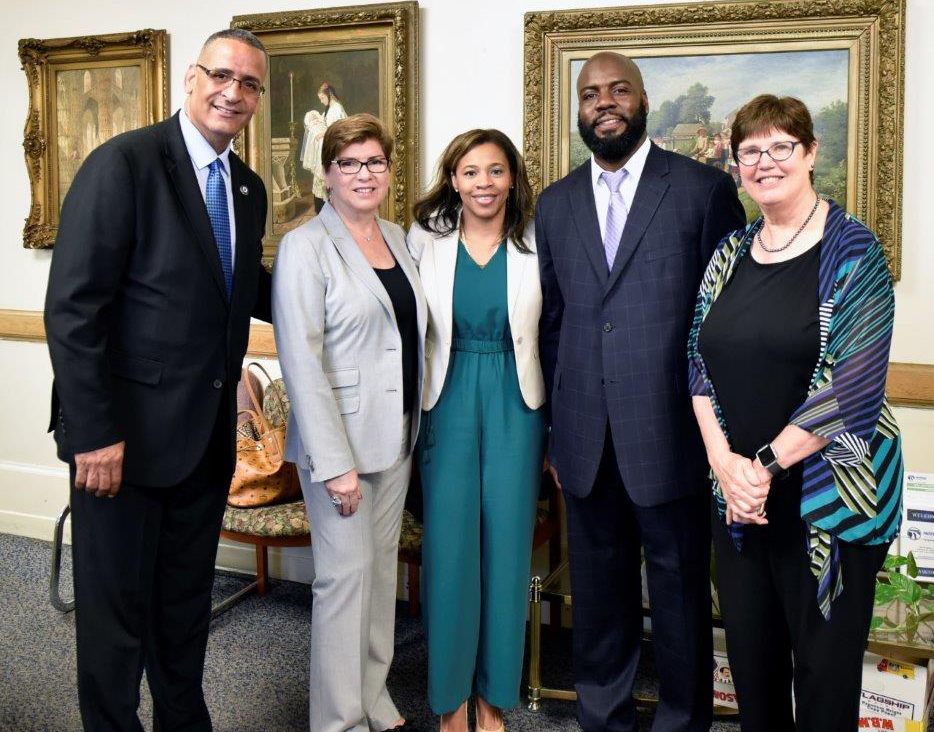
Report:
755,443,785,478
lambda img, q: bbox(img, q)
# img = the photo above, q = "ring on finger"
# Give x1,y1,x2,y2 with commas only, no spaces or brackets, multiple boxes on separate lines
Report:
329,494,342,507
755,503,766,516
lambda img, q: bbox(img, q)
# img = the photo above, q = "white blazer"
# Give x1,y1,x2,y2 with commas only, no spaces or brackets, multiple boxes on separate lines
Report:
406,219,545,411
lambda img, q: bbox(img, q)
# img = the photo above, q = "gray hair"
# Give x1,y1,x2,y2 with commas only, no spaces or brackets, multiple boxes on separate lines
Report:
201,29,268,62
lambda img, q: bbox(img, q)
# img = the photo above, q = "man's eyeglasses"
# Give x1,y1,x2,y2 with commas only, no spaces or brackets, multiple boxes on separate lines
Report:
735,140,802,166
196,64,265,98
332,157,390,174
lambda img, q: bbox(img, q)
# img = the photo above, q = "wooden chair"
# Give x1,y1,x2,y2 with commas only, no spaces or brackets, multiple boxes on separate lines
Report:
211,499,311,617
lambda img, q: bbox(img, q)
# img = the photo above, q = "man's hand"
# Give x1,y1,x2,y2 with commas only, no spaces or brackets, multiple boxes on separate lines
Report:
544,456,562,491
74,441,125,498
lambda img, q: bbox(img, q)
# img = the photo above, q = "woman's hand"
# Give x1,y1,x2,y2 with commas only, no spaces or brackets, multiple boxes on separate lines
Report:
709,450,770,525
324,469,362,516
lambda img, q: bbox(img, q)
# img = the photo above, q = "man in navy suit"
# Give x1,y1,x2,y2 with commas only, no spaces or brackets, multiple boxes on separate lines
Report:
45,30,271,731
536,52,745,732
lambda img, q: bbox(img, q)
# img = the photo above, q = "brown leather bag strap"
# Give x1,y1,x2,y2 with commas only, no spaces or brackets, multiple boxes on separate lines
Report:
245,361,288,425
242,364,272,433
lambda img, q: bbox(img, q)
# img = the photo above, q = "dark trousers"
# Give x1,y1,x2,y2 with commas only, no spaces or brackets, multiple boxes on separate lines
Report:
70,405,231,732
712,467,889,732
564,430,712,732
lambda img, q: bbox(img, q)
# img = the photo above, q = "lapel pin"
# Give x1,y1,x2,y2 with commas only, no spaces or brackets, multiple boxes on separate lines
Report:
239,185,249,195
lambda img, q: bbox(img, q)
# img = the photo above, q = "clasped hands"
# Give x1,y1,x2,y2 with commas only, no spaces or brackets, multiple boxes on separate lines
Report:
710,450,772,525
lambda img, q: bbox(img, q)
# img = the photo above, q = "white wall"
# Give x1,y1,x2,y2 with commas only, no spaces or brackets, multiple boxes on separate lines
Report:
2,0,932,575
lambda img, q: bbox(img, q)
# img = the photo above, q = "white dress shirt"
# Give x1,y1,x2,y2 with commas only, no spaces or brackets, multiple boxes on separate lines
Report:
178,107,237,265
590,136,652,240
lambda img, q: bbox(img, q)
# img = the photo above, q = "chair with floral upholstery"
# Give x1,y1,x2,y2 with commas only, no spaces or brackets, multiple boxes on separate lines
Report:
216,378,562,619
212,378,311,618
212,498,311,617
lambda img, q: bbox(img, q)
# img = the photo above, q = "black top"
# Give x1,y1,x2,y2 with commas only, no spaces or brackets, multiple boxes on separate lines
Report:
373,261,418,414
698,242,822,459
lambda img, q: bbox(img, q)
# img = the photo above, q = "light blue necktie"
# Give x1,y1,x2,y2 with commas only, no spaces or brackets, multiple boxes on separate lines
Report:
206,158,233,299
601,168,629,270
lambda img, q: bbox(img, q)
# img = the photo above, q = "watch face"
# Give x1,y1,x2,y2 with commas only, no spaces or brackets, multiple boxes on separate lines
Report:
757,444,777,466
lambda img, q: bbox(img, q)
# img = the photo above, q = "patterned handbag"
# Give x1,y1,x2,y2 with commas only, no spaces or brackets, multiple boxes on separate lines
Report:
228,363,300,507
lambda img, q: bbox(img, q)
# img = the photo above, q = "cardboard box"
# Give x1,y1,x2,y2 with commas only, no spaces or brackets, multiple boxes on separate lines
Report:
900,472,934,582
859,652,934,731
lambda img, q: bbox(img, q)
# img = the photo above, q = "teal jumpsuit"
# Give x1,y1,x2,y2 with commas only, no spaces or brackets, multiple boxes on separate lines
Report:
418,240,547,714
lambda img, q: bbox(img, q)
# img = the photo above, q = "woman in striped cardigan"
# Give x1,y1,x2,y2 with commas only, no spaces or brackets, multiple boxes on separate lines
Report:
687,94,902,731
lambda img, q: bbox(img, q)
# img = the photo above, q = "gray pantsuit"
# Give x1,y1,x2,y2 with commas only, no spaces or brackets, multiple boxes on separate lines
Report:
300,415,411,732
272,203,426,732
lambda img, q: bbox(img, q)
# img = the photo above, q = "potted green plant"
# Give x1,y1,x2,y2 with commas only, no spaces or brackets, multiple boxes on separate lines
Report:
871,553,934,643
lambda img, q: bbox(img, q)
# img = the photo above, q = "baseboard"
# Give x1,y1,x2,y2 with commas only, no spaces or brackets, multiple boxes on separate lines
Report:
0,460,71,541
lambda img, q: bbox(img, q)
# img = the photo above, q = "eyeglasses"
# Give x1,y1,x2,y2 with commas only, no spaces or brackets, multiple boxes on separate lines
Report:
196,64,265,98
735,140,802,166
331,157,390,174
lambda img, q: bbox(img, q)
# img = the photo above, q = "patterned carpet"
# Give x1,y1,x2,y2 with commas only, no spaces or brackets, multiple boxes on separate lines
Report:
0,532,741,731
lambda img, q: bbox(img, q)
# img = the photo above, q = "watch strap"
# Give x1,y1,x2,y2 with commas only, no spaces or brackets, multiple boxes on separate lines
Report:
756,444,784,477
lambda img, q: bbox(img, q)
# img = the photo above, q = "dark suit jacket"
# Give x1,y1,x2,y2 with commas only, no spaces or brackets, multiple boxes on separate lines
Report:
44,112,271,487
537,143,745,503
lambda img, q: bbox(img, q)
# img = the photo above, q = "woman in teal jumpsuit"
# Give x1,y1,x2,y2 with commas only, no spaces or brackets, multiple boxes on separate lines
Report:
408,129,547,732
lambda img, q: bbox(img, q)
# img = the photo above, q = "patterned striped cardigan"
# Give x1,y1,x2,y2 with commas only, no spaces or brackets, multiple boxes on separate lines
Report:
687,199,903,619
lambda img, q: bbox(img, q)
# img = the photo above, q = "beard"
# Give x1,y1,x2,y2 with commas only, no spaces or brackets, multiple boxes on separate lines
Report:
578,100,648,163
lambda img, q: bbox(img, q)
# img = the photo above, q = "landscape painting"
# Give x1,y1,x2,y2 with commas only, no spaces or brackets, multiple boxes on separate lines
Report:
569,50,850,221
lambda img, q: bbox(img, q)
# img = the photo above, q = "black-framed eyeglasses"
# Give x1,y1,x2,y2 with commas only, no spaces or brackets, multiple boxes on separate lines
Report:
331,157,390,174
196,64,265,98
735,140,802,166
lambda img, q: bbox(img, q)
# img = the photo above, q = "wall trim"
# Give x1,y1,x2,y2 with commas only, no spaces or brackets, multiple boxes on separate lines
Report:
3,307,933,406
0,307,278,357
886,362,934,408
0,308,46,343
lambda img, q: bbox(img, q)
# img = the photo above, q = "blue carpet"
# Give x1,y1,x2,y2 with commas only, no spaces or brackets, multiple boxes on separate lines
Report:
0,532,742,730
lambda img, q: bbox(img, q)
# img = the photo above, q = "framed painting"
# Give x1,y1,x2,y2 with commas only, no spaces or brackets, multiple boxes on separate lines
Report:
232,2,419,261
524,0,906,277
18,30,168,249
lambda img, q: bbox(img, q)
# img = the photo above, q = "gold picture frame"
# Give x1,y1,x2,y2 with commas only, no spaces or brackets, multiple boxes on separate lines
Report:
18,29,169,250
524,0,906,277
232,2,419,261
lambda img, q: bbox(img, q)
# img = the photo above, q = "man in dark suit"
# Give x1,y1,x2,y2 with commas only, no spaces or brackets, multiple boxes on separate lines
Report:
536,52,746,732
44,29,271,732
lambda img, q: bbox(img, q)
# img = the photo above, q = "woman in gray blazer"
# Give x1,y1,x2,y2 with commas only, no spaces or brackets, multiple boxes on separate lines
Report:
272,114,425,732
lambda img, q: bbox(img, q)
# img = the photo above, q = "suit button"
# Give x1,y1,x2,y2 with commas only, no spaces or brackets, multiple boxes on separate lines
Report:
603,322,614,333
213,379,223,389
517,336,524,345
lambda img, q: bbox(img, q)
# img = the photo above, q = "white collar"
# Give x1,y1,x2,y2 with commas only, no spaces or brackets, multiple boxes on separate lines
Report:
179,107,232,173
590,136,652,188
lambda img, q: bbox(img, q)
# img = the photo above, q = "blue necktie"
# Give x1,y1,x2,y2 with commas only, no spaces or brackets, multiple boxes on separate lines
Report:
206,158,233,298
